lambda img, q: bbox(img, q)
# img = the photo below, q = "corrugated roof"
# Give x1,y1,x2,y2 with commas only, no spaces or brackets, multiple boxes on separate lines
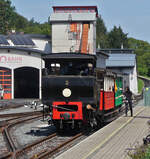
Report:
43,52,96,60
50,13,96,22
98,49,134,54
0,46,47,54
106,54,136,67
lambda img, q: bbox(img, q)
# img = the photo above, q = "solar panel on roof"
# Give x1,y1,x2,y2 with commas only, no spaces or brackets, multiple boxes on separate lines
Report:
22,36,35,46
10,35,35,46
22,36,30,45
0,35,9,45
16,35,25,45
10,35,23,45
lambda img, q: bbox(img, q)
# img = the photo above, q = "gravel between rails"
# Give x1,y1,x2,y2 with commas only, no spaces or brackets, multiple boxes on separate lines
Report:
17,133,84,159
0,132,8,157
0,105,43,115
50,134,87,159
13,119,56,147
27,135,72,159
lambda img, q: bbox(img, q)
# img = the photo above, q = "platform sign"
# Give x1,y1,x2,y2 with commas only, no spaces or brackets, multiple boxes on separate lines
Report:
144,87,150,106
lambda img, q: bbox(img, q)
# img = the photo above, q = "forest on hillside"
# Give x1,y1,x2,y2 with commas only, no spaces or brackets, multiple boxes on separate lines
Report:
0,0,150,76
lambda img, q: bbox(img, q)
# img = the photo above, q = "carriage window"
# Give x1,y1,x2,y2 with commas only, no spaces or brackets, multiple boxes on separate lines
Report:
104,77,114,91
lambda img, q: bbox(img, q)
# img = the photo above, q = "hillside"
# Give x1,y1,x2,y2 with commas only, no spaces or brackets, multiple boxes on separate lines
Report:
0,0,150,77
0,0,51,35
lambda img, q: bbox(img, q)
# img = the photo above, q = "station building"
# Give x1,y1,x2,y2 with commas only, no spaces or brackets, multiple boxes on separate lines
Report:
0,34,51,99
50,6,98,54
100,49,138,94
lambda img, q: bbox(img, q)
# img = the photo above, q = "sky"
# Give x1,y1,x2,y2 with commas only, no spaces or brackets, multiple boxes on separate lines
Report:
11,0,150,43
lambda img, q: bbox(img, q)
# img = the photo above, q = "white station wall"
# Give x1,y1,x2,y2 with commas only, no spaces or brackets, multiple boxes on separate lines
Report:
0,49,45,99
52,22,96,54
0,50,44,69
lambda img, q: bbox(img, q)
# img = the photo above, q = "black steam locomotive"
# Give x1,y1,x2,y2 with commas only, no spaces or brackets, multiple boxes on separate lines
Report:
42,53,123,130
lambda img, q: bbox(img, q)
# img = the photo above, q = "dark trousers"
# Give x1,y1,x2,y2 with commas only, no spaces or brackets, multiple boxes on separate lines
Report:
125,100,133,116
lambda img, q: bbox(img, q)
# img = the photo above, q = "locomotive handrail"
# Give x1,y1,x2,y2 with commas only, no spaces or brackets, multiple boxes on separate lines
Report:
50,105,76,112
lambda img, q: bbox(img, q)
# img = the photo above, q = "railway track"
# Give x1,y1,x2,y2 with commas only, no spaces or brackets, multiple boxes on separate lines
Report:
0,97,142,159
0,113,43,159
0,107,84,159
15,132,82,159
0,111,43,129
1,116,83,159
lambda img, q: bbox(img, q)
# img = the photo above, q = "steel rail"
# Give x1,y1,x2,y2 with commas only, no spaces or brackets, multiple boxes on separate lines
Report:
30,133,82,159
15,133,57,158
2,114,43,159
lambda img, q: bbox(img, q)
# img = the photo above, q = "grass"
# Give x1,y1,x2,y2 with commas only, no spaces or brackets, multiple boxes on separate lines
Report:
128,145,150,159
138,79,144,93
144,76,150,80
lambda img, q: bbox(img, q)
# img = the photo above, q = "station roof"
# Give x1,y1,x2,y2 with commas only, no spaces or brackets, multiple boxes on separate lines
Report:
43,53,96,60
106,54,136,67
0,34,51,47
96,51,109,58
98,49,134,54
0,46,47,55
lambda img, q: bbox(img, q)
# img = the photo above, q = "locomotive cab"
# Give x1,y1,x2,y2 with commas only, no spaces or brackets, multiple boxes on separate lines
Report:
42,53,98,130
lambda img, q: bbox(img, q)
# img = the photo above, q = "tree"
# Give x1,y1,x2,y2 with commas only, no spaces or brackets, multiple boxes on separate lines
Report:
128,37,150,76
0,0,15,34
137,56,148,75
12,13,29,30
108,26,129,48
96,16,108,48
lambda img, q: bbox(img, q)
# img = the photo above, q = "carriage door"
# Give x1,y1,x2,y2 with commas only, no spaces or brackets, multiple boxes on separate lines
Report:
0,68,12,99
144,87,150,106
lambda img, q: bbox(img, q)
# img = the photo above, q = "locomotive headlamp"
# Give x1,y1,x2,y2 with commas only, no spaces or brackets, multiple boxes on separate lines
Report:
62,88,71,97
88,63,93,68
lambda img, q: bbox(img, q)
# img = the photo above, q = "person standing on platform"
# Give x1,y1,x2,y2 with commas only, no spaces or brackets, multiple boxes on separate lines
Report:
124,86,133,117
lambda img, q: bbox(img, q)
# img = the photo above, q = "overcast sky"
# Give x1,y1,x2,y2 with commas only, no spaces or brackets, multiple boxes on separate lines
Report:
11,0,150,43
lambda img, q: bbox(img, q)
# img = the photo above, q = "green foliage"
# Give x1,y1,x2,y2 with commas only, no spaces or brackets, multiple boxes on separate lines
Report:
95,15,150,77
128,38,150,76
0,0,15,34
107,26,129,48
12,13,29,30
1,1,150,77
128,145,150,159
96,18,129,49
23,22,51,35
128,145,147,159
0,0,51,35
145,146,150,159
96,16,108,48
138,79,144,93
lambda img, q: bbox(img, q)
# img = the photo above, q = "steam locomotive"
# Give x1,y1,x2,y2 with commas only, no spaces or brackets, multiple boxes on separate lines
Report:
42,53,123,130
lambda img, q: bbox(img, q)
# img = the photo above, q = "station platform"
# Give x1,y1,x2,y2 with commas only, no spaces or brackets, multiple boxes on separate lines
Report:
56,106,150,159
